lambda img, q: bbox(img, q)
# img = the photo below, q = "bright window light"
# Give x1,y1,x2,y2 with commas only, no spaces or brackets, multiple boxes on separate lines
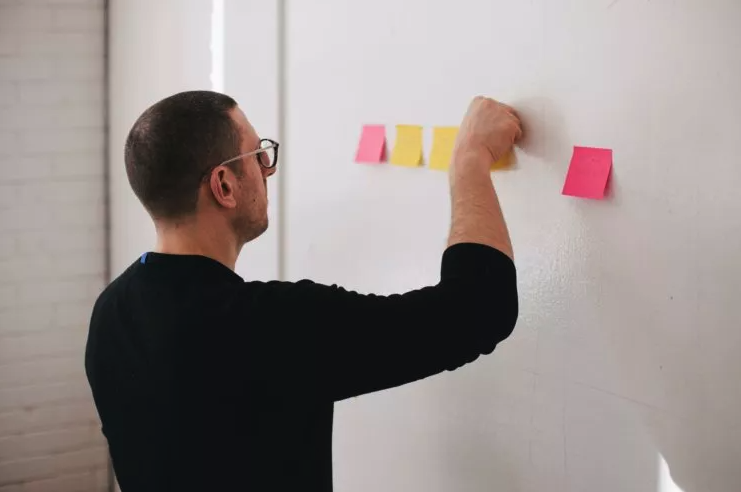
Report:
658,453,684,492
210,0,224,92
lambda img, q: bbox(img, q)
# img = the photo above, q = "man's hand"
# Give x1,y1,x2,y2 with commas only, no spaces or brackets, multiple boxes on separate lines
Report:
453,96,522,168
447,96,521,259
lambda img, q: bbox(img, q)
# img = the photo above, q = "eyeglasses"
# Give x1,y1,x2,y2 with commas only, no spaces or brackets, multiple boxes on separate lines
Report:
218,138,280,170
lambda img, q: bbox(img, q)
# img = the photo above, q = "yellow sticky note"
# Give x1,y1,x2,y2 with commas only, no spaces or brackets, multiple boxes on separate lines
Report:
491,151,514,171
430,126,513,172
390,125,423,167
429,127,458,171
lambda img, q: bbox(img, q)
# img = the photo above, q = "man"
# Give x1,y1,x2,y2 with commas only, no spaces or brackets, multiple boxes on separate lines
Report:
85,91,521,491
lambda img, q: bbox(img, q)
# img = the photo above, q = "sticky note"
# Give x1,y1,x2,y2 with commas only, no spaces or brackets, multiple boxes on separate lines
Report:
390,125,423,167
562,146,613,199
429,127,458,171
491,152,514,171
430,126,514,172
355,125,386,163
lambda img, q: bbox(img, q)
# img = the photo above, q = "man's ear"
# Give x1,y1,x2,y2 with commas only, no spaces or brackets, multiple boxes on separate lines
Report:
208,167,238,209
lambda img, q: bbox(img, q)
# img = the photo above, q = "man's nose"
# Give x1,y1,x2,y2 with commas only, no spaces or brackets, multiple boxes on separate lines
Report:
263,166,277,178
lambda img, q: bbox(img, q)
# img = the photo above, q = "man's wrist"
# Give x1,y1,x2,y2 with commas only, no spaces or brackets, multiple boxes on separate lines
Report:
452,146,492,172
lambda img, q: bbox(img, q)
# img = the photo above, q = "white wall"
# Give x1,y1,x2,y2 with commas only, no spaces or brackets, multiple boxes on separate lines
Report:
0,0,108,490
285,2,741,492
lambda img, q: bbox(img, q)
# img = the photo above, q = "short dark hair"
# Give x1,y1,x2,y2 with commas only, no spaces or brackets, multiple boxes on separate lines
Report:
125,90,241,219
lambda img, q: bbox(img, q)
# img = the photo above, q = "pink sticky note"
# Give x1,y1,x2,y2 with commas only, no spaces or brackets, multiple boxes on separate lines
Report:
562,146,613,200
355,125,387,163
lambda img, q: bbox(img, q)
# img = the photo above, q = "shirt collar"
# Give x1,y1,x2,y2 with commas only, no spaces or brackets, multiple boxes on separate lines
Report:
139,252,244,285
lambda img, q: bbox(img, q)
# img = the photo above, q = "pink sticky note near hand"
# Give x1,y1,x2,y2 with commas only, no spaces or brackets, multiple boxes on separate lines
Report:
355,125,386,163
562,146,613,199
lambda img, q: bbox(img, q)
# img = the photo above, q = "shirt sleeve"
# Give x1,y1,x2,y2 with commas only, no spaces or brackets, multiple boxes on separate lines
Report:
262,243,518,402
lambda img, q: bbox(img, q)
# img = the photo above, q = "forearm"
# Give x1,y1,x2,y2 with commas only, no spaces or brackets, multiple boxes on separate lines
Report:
447,149,513,259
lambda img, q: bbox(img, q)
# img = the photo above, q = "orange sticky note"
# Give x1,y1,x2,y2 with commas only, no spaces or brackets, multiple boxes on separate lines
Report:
562,146,612,199
355,125,386,163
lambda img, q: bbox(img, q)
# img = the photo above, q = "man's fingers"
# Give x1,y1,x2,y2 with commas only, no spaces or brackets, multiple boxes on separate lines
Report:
500,102,518,116
503,105,523,142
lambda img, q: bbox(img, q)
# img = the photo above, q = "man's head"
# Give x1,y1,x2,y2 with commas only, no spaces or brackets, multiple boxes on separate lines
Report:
125,90,276,245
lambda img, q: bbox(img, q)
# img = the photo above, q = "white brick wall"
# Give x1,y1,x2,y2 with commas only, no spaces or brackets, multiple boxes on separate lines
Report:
0,0,108,491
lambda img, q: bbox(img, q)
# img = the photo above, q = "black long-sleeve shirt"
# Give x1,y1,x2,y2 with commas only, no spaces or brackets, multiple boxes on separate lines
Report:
85,243,518,492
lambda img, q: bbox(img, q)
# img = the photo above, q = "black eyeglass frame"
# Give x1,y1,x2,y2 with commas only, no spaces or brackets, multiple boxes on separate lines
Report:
218,138,279,170
202,138,279,182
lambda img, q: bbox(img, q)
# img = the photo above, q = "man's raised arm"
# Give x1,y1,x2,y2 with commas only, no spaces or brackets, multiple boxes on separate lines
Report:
261,97,522,401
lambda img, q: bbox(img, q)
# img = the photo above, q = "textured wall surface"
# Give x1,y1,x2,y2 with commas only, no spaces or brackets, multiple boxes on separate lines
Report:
0,0,108,491
285,1,741,492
